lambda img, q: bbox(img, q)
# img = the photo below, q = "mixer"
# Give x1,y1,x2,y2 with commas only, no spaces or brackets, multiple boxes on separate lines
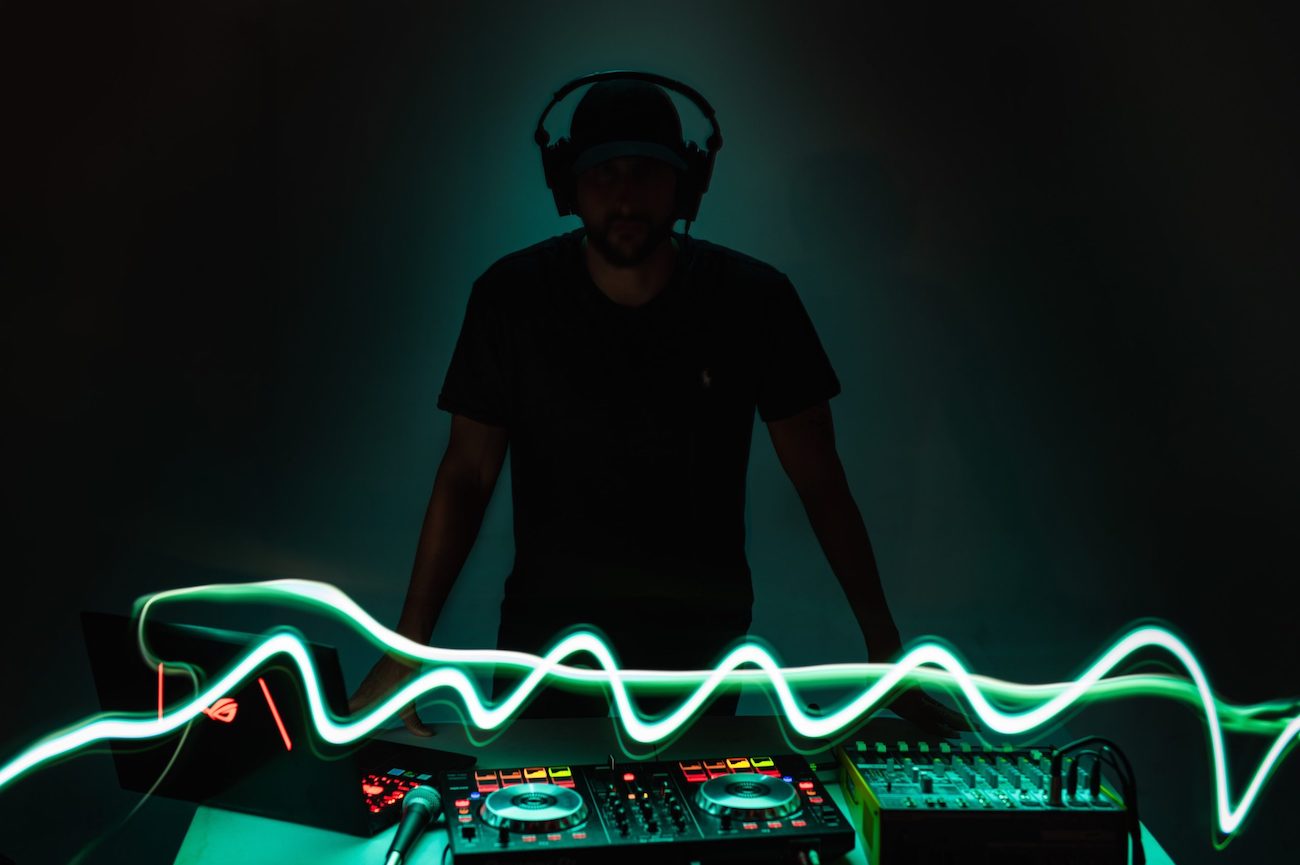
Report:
835,740,1132,864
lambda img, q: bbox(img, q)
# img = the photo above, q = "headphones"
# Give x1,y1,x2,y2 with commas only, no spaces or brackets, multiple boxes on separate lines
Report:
533,69,724,229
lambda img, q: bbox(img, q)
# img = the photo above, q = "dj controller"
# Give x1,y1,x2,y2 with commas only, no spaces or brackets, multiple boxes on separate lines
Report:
438,754,854,864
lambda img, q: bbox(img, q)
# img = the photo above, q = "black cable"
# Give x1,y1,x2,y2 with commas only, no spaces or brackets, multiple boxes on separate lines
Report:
1067,749,1127,801
1052,739,1139,856
1051,737,1134,796
1050,737,1144,865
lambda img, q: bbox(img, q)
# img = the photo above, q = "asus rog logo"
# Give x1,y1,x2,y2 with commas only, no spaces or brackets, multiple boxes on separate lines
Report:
201,697,239,723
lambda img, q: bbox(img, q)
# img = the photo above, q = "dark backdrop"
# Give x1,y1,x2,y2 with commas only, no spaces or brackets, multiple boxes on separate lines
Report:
3,2,1298,864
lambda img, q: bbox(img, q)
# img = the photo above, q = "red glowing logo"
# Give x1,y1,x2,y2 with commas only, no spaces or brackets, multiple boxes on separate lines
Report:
157,665,291,750
258,677,293,752
201,697,239,724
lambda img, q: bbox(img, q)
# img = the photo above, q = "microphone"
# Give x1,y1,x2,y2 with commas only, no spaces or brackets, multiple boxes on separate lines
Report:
384,784,443,865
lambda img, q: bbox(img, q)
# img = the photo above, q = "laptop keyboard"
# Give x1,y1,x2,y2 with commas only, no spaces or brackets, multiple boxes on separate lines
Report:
362,766,436,814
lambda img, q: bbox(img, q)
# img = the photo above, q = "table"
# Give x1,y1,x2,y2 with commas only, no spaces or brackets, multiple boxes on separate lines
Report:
173,716,1174,864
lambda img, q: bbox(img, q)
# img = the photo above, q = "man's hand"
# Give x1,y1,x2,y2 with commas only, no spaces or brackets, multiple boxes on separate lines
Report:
351,413,506,737
348,655,435,737
868,629,979,739
885,687,979,739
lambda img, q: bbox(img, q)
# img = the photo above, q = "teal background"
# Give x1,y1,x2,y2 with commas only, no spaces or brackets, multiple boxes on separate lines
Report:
4,2,1298,863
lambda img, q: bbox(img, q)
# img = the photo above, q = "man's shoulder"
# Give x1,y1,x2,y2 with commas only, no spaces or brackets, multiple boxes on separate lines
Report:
687,237,799,311
689,236,788,283
474,230,579,291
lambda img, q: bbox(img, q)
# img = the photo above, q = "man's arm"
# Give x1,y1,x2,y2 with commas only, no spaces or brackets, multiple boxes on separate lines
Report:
395,414,510,643
767,400,975,737
348,414,508,731
765,400,901,658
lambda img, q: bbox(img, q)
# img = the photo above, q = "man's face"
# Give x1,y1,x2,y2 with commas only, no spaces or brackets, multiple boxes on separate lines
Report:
574,156,678,267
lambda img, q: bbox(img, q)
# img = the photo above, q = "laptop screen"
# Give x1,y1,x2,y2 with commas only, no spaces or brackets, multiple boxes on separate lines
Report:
80,611,367,822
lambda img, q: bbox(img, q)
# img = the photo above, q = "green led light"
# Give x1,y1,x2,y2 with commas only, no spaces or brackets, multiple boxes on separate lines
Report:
0,578,1295,843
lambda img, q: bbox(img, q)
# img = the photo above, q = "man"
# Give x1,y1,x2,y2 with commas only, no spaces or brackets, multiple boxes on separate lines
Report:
350,78,969,736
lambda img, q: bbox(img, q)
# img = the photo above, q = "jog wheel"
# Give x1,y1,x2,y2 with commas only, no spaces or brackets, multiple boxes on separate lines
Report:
479,783,589,833
694,772,801,821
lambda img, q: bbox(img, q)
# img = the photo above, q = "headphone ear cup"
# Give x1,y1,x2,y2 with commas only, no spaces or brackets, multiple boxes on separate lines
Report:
541,138,578,216
674,142,709,223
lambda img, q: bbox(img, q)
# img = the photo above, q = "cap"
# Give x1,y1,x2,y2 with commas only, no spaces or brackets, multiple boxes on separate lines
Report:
569,79,688,176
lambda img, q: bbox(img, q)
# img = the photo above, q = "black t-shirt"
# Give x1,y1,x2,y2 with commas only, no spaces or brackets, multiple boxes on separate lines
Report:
437,227,840,649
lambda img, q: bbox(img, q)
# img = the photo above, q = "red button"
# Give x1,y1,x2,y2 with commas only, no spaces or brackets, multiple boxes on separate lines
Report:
792,819,807,827
798,781,815,790
742,822,758,830
547,834,562,841
454,799,470,808
623,772,636,782
573,832,587,840
522,835,536,843
458,815,472,823
768,821,783,829
809,796,824,804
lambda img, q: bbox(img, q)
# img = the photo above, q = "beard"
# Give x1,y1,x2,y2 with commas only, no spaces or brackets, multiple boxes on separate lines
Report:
584,211,676,268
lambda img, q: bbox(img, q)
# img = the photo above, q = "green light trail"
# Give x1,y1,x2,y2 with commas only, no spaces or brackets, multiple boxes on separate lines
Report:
0,579,1296,842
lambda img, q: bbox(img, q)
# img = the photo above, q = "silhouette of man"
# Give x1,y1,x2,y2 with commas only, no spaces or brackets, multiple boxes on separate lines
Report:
351,78,969,736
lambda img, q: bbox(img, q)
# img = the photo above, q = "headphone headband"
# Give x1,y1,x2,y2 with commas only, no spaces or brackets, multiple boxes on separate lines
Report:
534,69,724,226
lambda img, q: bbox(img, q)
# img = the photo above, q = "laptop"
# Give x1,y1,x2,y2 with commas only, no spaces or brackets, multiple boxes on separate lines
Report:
80,610,475,836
